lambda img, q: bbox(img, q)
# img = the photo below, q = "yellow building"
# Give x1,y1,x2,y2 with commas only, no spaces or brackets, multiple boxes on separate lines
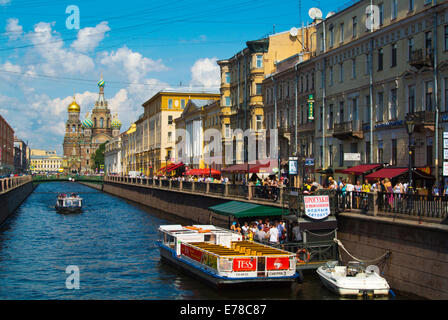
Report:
217,26,315,166
134,90,220,176
30,150,63,173
174,99,221,170
121,123,136,175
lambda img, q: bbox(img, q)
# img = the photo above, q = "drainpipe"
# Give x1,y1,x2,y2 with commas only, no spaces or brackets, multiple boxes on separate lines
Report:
272,76,280,182
433,4,440,187
322,20,327,178
295,63,299,188
369,0,374,164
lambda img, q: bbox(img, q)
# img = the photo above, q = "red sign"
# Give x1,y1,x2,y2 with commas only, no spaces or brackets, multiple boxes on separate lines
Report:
232,258,257,272
181,244,203,262
266,257,290,271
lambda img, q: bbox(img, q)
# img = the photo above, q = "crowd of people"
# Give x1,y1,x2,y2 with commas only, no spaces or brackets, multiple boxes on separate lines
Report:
230,218,303,244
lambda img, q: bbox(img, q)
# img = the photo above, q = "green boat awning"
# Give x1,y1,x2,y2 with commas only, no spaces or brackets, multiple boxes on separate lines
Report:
209,201,284,218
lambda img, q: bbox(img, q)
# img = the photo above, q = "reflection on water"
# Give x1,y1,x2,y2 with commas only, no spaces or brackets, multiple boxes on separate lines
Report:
0,182,405,300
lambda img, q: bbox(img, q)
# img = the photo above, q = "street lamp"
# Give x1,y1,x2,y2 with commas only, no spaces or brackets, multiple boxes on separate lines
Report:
405,119,415,193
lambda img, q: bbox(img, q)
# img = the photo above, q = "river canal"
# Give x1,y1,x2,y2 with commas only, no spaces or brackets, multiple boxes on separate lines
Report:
0,182,403,300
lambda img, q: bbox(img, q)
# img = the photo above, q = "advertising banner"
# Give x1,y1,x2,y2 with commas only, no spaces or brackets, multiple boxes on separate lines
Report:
266,257,290,271
304,195,331,220
181,244,203,262
232,258,257,272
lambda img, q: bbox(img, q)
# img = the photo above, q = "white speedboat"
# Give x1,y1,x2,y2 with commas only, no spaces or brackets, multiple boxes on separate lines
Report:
56,193,83,214
317,261,390,297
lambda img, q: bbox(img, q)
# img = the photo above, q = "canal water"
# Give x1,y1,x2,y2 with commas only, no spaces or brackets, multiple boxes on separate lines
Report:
0,182,401,300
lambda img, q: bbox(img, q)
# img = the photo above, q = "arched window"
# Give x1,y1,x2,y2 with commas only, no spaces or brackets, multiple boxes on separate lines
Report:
100,118,104,128
107,118,110,128
72,125,76,132
94,118,97,127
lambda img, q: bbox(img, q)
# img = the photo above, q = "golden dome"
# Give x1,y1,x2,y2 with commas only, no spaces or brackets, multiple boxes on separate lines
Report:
68,96,80,113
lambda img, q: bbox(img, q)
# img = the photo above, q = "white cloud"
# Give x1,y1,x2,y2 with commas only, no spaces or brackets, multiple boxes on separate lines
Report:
71,21,110,53
5,18,23,41
99,46,168,83
190,57,220,89
0,0,11,5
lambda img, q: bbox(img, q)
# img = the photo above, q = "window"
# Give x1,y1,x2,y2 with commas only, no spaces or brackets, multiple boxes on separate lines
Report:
320,146,323,167
425,31,432,52
339,62,344,82
445,25,448,51
167,131,172,143
168,99,173,109
329,145,333,168
352,98,358,122
366,142,371,163
379,3,384,25
377,92,384,122
392,139,397,166
445,78,448,112
256,83,262,95
408,85,416,113
365,95,371,123
409,0,414,11
391,0,398,20
339,102,344,124
225,124,231,138
100,118,104,128
340,23,344,43
256,115,263,130
391,43,397,67
352,58,356,79
329,66,333,86
329,25,334,47
378,140,384,164
378,48,383,71
426,81,434,111
319,106,323,130
168,115,173,125
390,88,397,120
339,144,344,167
365,53,370,75
256,55,263,68
225,72,230,84
408,38,414,60
320,32,324,51
181,99,185,109
352,16,357,38
329,105,334,129
225,97,231,106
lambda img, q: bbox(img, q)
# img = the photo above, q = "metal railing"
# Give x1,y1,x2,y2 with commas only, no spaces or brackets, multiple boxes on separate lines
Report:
0,175,32,193
253,186,279,202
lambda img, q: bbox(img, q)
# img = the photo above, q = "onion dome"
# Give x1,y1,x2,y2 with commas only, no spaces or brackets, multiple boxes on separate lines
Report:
82,119,94,128
111,118,122,129
68,96,80,113
98,73,105,88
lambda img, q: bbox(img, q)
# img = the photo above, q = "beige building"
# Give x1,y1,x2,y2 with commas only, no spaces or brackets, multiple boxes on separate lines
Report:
174,99,221,170
218,27,314,167
121,123,137,175
312,0,448,186
30,150,63,173
134,90,220,176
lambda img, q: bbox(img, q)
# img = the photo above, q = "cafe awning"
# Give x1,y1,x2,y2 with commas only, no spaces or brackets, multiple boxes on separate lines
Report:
222,160,278,174
209,201,284,218
341,164,383,175
184,168,221,176
165,162,184,173
365,167,409,180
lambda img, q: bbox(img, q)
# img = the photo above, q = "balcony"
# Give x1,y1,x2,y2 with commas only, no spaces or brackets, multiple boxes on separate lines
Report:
409,48,434,69
297,122,315,134
333,120,363,140
406,111,435,132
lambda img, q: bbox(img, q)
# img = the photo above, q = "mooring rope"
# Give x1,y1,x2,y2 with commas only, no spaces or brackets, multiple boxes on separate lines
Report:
334,238,391,264
305,229,337,237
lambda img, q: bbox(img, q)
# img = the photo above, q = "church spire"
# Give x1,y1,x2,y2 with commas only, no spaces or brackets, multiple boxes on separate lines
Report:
95,73,107,108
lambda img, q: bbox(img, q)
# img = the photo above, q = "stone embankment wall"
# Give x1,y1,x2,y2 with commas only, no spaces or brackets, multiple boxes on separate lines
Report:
0,176,34,225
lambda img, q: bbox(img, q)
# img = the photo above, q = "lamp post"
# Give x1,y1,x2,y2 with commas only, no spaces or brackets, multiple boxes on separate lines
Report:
405,119,415,193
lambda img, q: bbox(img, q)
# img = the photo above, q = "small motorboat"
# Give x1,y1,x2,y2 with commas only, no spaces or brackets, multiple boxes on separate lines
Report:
316,261,390,297
56,193,83,214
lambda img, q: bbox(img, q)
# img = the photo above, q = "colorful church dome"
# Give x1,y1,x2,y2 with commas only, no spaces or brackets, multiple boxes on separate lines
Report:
111,118,122,129
82,118,94,128
68,96,80,113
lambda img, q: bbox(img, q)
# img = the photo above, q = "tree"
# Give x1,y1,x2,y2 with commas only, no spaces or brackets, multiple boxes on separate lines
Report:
91,142,106,171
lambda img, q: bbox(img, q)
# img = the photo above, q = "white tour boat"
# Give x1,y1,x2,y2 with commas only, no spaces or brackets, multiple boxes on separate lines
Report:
55,193,83,214
157,224,299,287
316,261,390,297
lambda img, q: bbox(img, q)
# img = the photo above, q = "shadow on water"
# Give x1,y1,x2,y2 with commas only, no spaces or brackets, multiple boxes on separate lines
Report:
0,182,413,300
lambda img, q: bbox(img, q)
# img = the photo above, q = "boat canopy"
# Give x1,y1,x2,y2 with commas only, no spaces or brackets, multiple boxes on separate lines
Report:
209,201,284,218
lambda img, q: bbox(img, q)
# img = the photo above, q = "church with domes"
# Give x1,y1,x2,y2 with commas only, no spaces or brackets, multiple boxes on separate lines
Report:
63,75,121,173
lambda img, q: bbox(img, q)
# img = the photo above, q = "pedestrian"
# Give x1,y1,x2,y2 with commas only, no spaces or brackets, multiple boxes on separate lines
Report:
254,228,268,242
292,222,302,242
362,179,372,193
327,177,338,190
268,225,279,244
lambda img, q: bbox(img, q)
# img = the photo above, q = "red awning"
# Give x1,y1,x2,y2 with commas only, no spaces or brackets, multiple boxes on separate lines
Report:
184,168,221,176
365,167,409,180
222,160,277,174
341,164,382,175
165,162,184,173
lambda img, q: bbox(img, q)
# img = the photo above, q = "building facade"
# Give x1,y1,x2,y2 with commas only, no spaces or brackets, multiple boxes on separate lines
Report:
30,150,63,173
104,134,122,175
312,0,448,186
62,76,122,174
0,114,14,175
134,90,220,176
217,26,315,167
13,137,28,173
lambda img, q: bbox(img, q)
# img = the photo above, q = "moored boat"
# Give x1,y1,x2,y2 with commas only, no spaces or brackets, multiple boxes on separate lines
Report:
157,225,299,287
316,261,390,297
55,193,82,214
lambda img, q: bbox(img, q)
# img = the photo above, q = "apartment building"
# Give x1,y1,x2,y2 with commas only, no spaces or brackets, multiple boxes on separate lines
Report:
0,114,14,174
313,0,448,185
217,26,313,166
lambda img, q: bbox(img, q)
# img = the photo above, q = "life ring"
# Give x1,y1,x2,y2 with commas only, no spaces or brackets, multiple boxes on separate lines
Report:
296,249,310,263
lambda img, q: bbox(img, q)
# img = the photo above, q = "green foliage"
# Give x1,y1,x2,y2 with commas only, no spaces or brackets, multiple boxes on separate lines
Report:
91,143,106,170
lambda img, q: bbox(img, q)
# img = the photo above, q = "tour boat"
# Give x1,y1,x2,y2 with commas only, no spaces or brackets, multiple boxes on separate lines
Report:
316,261,390,297
55,193,83,214
157,225,299,287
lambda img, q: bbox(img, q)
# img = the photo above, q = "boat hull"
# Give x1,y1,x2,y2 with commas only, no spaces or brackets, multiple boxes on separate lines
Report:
159,243,299,288
316,267,389,296
56,206,82,214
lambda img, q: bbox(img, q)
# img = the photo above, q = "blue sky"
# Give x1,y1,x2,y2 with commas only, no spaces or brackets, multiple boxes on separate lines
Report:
0,0,342,153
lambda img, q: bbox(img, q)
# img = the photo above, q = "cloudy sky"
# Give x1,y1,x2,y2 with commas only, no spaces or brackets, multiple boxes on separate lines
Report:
0,0,339,153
